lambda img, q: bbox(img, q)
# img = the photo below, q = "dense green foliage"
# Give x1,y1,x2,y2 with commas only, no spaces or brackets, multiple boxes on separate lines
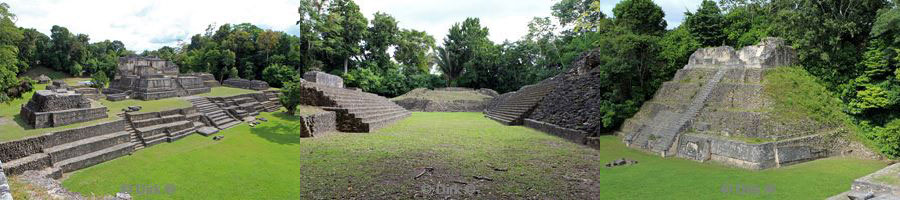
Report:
280,81,303,115
89,71,108,89
684,0,727,46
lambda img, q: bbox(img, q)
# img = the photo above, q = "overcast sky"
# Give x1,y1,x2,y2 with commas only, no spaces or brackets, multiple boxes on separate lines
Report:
4,0,703,51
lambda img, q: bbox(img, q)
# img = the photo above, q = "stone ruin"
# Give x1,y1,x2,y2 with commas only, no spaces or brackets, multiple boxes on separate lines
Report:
392,87,499,112
19,88,108,129
486,37,852,169
36,75,50,84
223,78,269,91
104,56,211,101
303,71,343,88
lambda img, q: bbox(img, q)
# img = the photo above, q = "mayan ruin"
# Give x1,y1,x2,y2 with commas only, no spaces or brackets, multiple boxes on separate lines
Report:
104,56,212,101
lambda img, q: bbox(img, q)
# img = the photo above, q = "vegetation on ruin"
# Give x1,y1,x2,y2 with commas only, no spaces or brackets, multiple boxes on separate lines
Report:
763,67,858,134
60,112,886,199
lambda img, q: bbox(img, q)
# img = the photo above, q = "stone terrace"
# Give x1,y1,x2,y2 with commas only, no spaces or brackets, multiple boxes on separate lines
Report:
19,89,108,129
187,97,241,130
0,120,133,179
124,107,202,149
223,78,270,91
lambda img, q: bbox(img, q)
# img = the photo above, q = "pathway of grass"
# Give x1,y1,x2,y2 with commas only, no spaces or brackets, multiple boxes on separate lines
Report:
195,87,260,97
61,112,886,199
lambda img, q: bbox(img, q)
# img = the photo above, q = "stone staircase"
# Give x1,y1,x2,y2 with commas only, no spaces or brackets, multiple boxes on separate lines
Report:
127,111,198,147
484,82,558,125
262,91,282,112
117,112,145,151
187,97,241,130
0,121,133,178
302,82,410,132
627,68,727,156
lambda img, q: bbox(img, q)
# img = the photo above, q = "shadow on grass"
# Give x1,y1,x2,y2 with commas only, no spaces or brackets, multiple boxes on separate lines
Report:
13,114,34,130
249,112,302,145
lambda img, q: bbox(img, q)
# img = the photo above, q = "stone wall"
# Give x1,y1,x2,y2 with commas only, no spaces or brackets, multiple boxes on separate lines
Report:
299,111,337,137
0,160,9,200
675,134,830,169
0,120,127,175
524,119,588,144
223,78,270,91
303,71,343,88
20,90,109,128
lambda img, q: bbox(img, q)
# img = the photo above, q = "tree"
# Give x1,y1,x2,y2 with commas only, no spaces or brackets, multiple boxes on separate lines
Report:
262,64,297,88
280,80,303,115
229,66,240,79
320,0,368,73
242,61,255,79
365,12,399,69
552,0,606,32
685,0,727,46
612,0,667,35
90,71,109,90
257,30,280,65
435,18,490,86
394,29,435,74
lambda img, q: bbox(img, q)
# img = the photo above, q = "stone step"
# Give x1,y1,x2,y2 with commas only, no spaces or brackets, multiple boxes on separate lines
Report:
349,107,408,118
44,131,131,163
486,114,514,125
132,115,187,128
38,166,62,179
357,109,409,121
0,153,50,175
136,121,194,139
167,127,196,142
364,112,411,131
142,134,168,147
217,120,241,130
55,143,133,173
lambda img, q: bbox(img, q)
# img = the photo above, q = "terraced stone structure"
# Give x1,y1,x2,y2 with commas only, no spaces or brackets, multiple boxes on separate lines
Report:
223,78,270,91
0,160,9,200
0,120,133,179
123,107,203,150
104,56,211,100
484,78,559,125
303,71,344,88
19,89,108,128
298,71,410,132
612,38,849,169
299,111,337,137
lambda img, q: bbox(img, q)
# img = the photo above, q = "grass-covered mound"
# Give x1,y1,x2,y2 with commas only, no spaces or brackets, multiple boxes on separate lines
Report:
763,66,857,136
391,88,495,112
60,112,885,199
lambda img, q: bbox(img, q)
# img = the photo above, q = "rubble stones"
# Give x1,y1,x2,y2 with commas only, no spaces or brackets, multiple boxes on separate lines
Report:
37,75,51,84
213,135,224,141
197,127,219,136
303,71,344,88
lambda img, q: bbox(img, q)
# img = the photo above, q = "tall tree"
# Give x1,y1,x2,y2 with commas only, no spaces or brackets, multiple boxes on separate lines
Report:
364,12,399,69
395,29,436,74
320,0,367,73
435,18,490,86
685,0,727,46
612,0,667,35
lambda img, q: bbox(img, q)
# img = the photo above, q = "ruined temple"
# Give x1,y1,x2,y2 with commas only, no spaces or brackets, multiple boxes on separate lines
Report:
487,38,853,169
104,56,211,100
19,88,108,128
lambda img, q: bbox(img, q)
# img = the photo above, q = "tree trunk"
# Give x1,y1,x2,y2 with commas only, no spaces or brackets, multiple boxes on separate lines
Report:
343,58,349,74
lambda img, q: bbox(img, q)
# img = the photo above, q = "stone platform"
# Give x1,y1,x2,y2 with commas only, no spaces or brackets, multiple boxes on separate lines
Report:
19,89,108,128
104,56,211,101
223,78,269,91
298,71,410,133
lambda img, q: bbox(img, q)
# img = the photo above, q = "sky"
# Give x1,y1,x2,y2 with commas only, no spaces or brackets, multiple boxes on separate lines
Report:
4,0,703,51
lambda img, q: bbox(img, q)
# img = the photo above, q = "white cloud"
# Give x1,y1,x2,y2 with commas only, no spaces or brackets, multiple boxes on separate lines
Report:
4,0,703,51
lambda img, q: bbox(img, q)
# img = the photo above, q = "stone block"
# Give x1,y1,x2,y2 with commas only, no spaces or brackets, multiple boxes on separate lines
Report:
299,111,337,137
524,119,588,144
223,78,270,91
303,71,344,88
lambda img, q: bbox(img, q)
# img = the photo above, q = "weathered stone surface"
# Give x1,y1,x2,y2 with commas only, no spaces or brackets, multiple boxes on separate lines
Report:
19,89,108,128
299,111,337,137
391,88,495,112
686,37,796,69
0,160,10,200
0,120,131,176
37,74,51,84
523,119,587,144
223,78,270,91
105,56,211,100
303,71,344,88
197,127,219,136
840,163,900,200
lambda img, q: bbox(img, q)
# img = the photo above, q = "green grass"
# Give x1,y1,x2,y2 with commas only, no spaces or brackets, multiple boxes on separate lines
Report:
195,87,260,97
60,112,886,199
763,67,856,134
0,80,191,142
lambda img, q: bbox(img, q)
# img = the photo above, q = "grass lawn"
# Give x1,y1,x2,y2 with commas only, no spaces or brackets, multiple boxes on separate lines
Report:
59,112,886,199
195,87,261,97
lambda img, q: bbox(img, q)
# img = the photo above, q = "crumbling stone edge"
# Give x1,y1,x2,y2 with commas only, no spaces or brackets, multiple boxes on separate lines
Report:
0,160,11,200
523,119,588,144
299,111,337,137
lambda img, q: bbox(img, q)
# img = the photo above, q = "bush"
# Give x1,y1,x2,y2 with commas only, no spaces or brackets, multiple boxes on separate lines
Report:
90,72,109,89
867,119,900,157
262,64,296,88
279,80,303,115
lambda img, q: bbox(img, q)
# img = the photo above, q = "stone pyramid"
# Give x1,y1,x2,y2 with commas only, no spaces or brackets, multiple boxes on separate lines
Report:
618,38,846,169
